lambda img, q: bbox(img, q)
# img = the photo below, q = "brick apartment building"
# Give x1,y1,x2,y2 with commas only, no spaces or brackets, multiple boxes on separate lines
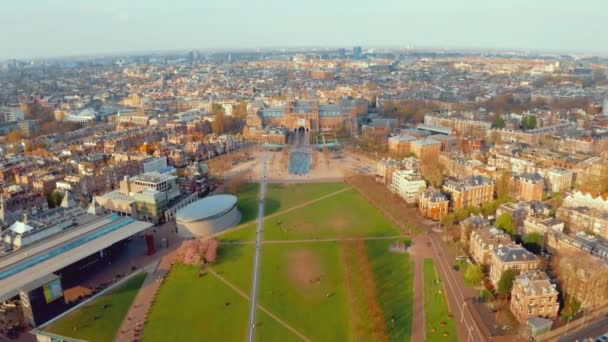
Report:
489,245,540,286
418,189,449,220
469,227,513,266
442,175,495,210
387,135,416,156
512,172,544,202
556,206,608,240
411,139,442,160
510,270,560,323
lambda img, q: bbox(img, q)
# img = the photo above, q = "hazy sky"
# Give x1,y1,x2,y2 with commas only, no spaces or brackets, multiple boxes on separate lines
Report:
1,0,606,59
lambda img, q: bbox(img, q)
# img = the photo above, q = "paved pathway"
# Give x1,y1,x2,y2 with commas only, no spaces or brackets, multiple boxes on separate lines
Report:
247,155,267,342
115,249,177,342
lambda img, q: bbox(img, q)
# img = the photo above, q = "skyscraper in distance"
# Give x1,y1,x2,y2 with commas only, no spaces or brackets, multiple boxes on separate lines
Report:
353,46,362,60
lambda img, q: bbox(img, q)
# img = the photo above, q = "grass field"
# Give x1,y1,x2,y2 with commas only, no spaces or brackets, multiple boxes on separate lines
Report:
145,183,413,342
44,273,146,342
423,258,457,342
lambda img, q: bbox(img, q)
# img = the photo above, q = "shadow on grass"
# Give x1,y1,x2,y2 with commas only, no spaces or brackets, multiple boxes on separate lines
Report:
263,198,281,217
216,243,246,264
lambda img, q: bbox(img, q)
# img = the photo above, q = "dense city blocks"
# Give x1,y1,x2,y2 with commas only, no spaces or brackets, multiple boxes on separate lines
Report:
1,2,608,340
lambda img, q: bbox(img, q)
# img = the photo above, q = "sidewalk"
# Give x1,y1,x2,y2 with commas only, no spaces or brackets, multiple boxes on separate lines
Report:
115,248,178,342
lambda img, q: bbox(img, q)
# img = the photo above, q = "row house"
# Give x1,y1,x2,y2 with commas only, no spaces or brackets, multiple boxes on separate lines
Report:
556,206,608,240
563,190,608,212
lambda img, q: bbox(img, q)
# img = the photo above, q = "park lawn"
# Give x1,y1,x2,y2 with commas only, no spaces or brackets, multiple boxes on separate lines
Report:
423,259,458,342
143,264,250,342
264,182,348,215
211,244,254,294
44,273,146,342
261,189,401,241
233,182,259,224
220,182,349,242
256,243,351,341
366,240,414,342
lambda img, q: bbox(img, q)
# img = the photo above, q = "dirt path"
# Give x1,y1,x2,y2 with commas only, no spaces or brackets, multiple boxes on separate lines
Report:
338,240,367,338
406,233,436,342
338,239,388,342
353,239,388,342
207,268,311,342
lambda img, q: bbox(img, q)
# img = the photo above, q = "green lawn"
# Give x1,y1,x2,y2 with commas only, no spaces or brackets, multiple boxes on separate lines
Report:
145,183,414,342
263,182,347,215
233,183,260,224
221,182,350,242
222,188,400,242
44,273,146,342
423,259,457,342
143,264,250,342
256,243,350,341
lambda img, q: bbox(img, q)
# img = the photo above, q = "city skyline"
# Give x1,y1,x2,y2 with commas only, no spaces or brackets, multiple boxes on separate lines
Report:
1,0,607,59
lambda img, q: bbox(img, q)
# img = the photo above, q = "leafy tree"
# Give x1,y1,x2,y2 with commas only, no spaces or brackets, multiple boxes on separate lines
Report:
46,190,63,208
522,232,543,254
495,212,516,236
492,116,506,128
521,115,537,130
497,269,515,295
464,264,484,286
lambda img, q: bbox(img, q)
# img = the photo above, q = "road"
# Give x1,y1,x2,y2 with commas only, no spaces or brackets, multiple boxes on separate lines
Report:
428,232,487,342
246,154,268,342
559,316,608,342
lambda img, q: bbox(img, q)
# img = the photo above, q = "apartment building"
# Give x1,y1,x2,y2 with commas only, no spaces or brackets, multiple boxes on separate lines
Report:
470,227,513,266
556,206,608,240
411,139,442,160
418,189,449,220
543,168,573,193
512,172,544,202
387,135,416,156
510,271,560,323
442,175,495,210
489,245,540,285
390,170,427,204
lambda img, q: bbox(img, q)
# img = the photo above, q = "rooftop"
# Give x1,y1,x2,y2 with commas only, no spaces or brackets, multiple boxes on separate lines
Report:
176,194,238,222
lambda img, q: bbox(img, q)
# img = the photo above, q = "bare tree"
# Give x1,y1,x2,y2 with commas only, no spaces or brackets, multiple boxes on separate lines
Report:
420,155,445,188
552,251,608,313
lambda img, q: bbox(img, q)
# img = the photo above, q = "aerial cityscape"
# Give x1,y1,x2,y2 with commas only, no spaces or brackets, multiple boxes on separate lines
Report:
1,1,608,342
